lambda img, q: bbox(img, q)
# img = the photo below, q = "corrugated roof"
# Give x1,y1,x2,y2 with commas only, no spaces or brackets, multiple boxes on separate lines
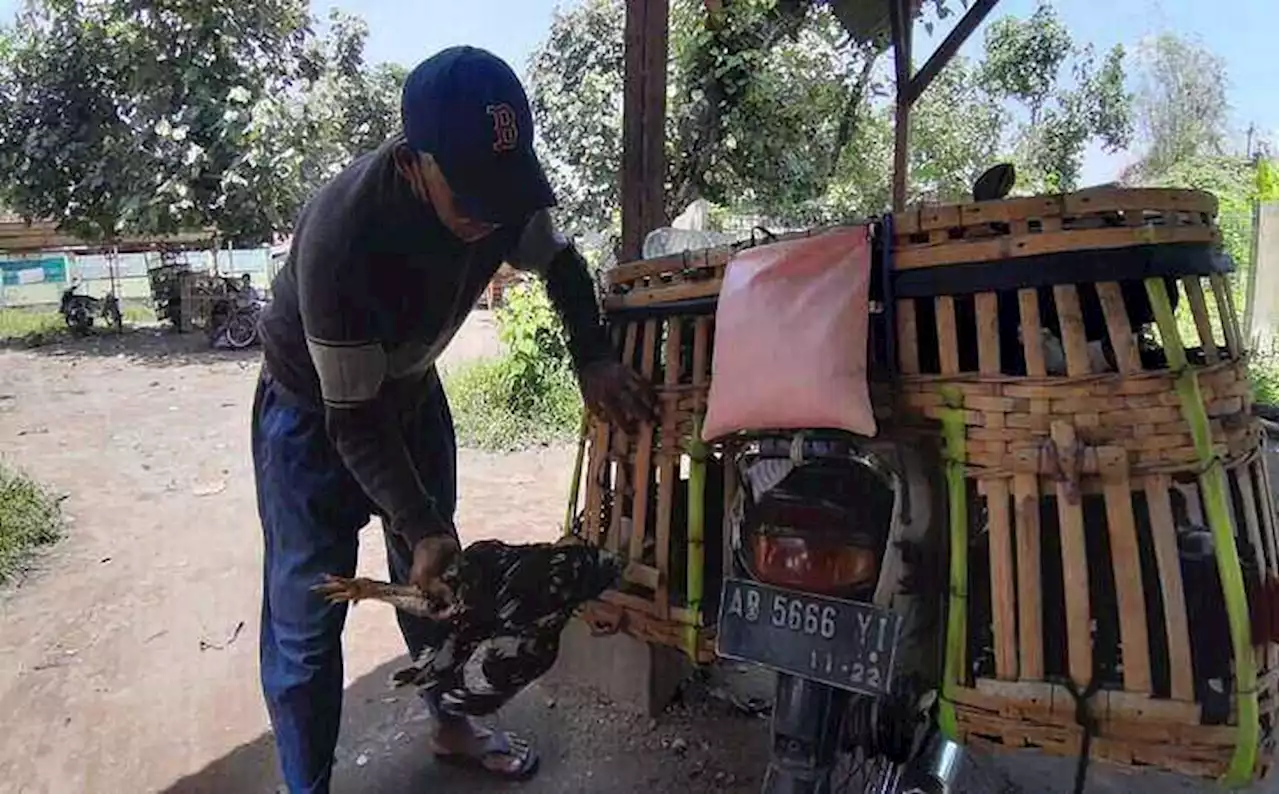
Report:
828,0,922,44
0,218,217,255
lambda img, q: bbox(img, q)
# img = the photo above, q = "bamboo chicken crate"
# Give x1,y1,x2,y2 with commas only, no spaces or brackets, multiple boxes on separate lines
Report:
568,187,1277,784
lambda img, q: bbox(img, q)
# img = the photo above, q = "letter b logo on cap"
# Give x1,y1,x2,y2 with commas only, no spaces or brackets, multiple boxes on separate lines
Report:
487,104,519,153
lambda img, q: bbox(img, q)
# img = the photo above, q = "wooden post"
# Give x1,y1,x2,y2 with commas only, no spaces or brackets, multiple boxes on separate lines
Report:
620,0,670,262
889,0,912,212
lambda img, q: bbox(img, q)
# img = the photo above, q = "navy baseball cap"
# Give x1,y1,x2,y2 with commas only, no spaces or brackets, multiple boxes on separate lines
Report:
401,46,556,226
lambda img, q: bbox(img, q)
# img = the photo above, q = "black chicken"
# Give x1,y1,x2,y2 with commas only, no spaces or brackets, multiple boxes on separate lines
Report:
315,539,620,716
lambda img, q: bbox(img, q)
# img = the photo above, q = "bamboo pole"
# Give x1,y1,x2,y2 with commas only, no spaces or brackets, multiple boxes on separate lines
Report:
1145,277,1258,787
684,416,709,661
938,384,969,740
563,413,589,537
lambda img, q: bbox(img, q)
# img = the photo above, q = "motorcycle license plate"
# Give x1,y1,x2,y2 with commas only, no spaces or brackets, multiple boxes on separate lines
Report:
715,578,902,697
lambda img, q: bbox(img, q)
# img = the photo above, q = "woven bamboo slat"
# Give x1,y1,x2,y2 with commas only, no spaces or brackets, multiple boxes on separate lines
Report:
1144,475,1195,702
1012,472,1045,681
889,188,1219,270
575,310,722,662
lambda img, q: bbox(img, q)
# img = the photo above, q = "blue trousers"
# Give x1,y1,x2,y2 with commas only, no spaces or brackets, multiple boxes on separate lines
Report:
251,368,457,794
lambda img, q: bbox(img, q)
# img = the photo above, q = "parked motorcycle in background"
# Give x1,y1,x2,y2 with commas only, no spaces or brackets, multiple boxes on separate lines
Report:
59,279,123,335
208,274,264,349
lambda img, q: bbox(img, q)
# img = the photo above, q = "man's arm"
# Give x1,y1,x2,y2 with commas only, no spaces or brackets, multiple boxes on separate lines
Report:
509,210,657,428
508,209,612,370
296,231,452,548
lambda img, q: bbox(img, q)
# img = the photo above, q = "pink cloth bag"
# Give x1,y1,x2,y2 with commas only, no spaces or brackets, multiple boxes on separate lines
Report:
702,227,876,441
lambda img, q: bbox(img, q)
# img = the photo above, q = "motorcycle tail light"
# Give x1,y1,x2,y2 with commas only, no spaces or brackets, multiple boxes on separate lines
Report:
735,446,896,596
749,533,880,595
744,494,884,595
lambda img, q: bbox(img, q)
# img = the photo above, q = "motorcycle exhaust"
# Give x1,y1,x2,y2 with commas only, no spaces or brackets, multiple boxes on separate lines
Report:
896,733,964,794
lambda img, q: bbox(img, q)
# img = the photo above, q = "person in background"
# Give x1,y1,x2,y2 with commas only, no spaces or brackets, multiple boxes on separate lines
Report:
238,272,259,302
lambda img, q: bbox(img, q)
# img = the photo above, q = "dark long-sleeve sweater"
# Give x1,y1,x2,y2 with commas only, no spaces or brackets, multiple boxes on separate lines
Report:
258,138,609,545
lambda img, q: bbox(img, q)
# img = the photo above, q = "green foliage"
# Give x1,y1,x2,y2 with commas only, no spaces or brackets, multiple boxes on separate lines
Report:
1249,346,1279,408
0,460,62,584
218,11,405,243
0,1,402,245
445,282,583,451
981,1,1131,192
907,57,1006,202
1149,155,1253,267
444,357,582,451
528,0,1133,227
1126,32,1277,364
666,0,840,218
0,308,66,346
1255,159,1279,203
980,1,1073,114
1132,34,1229,180
528,0,625,237
496,281,574,402
696,7,878,221
0,302,156,347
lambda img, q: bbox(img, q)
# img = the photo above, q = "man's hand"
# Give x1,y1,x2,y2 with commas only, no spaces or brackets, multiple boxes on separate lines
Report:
578,359,658,431
410,534,461,609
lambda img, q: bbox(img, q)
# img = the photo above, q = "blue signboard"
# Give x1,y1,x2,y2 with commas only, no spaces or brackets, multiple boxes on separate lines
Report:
0,256,68,286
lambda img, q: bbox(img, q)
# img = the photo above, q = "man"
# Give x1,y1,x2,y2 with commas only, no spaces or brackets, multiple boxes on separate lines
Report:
238,272,260,302
253,46,654,793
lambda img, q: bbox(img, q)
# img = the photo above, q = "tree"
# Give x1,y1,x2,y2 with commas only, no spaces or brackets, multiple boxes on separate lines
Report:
528,0,849,232
980,0,1131,192
527,0,626,237
530,0,981,231
0,0,314,242
1130,34,1230,180
665,0,840,220
0,1,402,245
817,54,1009,216
529,0,1145,236
218,10,406,242
906,56,1006,203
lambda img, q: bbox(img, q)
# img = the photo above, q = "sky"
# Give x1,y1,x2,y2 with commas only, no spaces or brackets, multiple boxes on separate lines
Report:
0,0,1276,184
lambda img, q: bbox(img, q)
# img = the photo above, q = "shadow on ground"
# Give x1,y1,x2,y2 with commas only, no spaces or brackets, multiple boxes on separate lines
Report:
159,658,771,794
1,326,260,368
152,650,1277,794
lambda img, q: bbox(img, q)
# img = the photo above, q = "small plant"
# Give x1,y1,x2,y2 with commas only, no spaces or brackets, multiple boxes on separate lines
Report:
444,281,583,451
0,461,63,584
496,280,574,412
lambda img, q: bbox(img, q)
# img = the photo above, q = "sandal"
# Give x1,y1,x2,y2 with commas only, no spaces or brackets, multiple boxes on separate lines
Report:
432,728,540,781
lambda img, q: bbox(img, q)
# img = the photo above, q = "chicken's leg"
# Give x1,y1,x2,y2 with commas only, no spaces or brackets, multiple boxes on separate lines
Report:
311,575,454,619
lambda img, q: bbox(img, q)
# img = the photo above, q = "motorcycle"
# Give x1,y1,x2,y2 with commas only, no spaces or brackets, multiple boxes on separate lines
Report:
208,290,263,350
711,166,1028,794
59,280,122,335
718,429,962,794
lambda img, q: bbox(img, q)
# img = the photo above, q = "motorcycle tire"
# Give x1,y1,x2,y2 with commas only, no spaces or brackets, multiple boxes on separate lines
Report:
828,747,906,794
65,310,93,335
829,687,940,794
102,301,123,332
224,313,258,349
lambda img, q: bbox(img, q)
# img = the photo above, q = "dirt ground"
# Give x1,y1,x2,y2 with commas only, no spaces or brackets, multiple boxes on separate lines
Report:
0,316,772,794
0,316,1273,794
